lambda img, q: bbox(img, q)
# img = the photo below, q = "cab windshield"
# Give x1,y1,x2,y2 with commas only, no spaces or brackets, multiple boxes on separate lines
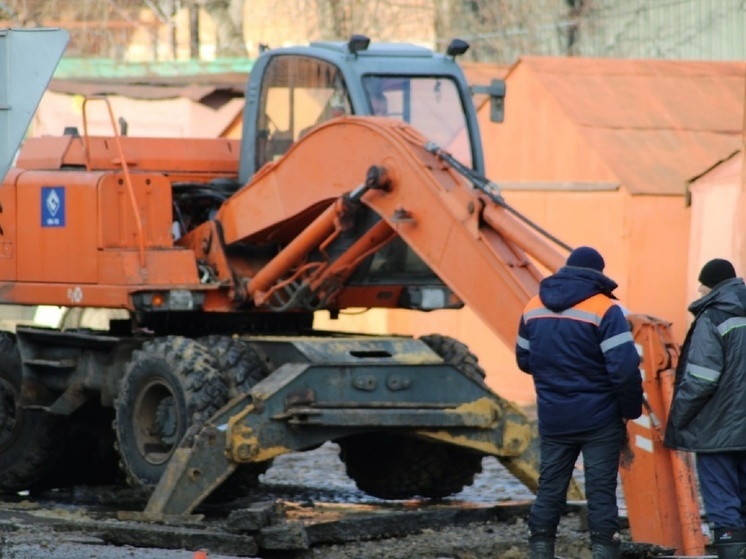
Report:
362,75,473,168
254,55,474,170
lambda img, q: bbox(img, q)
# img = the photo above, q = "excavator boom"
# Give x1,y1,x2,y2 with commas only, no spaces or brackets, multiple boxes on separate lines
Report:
178,116,564,346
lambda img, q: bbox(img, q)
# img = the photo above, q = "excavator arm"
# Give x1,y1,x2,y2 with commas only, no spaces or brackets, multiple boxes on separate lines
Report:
179,116,564,347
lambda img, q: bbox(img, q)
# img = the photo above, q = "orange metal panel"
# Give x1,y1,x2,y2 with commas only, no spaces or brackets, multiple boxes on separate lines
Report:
625,196,691,343
620,315,705,555
17,135,240,176
97,250,201,286
14,136,73,170
98,174,174,249
16,171,100,284
0,282,133,308
480,62,619,186
0,169,20,281
581,127,741,196
491,56,745,196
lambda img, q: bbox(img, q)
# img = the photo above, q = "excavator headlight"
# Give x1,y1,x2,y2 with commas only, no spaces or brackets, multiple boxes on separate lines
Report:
405,287,462,310
168,289,196,310
132,290,205,311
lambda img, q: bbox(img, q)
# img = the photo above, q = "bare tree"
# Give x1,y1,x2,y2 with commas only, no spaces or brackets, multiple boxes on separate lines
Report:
434,0,600,63
142,0,181,59
197,0,247,57
0,0,146,58
313,0,355,40
307,0,435,45
188,0,201,58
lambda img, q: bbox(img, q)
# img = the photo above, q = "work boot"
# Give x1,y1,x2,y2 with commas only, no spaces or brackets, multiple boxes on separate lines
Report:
591,541,620,559
528,526,556,559
528,538,555,559
590,532,621,559
715,528,746,559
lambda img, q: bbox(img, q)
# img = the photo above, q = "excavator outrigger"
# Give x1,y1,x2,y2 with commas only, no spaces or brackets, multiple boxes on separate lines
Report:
1,31,705,555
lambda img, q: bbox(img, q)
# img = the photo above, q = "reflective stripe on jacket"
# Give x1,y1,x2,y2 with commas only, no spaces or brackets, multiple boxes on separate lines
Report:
516,289,642,436
664,277,746,452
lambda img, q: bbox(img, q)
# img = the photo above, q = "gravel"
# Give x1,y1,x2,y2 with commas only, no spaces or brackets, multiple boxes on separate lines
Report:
0,441,682,559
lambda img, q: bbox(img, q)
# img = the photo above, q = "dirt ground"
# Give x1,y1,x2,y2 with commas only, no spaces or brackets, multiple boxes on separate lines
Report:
0,500,597,559
0,442,703,559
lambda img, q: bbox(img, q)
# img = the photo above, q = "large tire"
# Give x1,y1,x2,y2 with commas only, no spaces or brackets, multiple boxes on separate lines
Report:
198,335,272,496
419,334,486,381
0,332,68,493
114,336,228,493
198,335,269,398
340,334,486,500
340,432,484,499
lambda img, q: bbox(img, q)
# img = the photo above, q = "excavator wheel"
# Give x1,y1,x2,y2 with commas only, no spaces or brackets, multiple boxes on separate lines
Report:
0,332,68,493
113,336,228,493
339,334,488,499
419,334,487,382
339,334,485,499
198,335,269,397
339,432,483,499
198,335,272,497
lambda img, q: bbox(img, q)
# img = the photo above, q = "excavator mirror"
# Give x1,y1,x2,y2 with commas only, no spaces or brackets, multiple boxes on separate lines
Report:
446,39,469,57
0,28,69,183
347,34,370,55
471,79,506,123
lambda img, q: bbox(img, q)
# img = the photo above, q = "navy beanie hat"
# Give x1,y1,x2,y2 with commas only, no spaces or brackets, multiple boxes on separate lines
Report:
566,246,605,272
698,258,736,289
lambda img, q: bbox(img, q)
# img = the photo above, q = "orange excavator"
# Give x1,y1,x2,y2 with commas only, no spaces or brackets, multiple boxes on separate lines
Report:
2,31,705,555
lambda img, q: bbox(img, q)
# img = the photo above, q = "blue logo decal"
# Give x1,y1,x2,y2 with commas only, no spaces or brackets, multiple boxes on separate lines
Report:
41,186,65,227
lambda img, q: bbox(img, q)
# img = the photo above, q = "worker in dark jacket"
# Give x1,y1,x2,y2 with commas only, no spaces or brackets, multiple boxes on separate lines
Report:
516,246,642,559
664,258,746,559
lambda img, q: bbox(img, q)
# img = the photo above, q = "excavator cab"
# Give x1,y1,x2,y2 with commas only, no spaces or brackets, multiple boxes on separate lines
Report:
229,36,500,315
231,36,495,315
240,35,488,184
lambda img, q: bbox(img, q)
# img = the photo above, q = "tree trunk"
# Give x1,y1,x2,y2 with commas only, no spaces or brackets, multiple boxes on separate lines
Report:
189,0,201,59
199,0,247,57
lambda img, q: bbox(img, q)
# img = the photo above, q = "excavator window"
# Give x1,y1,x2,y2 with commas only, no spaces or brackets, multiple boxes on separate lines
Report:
363,76,473,168
255,55,351,169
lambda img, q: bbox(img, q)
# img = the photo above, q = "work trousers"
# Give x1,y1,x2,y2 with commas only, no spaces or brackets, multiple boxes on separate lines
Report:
697,451,746,530
529,419,625,539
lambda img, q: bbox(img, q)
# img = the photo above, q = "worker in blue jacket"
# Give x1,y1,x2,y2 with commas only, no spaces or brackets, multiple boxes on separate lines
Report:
516,246,643,559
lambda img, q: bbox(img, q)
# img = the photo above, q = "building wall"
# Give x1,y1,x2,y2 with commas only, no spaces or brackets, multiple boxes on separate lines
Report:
688,153,743,308
625,194,691,340
480,62,618,183
33,91,244,139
